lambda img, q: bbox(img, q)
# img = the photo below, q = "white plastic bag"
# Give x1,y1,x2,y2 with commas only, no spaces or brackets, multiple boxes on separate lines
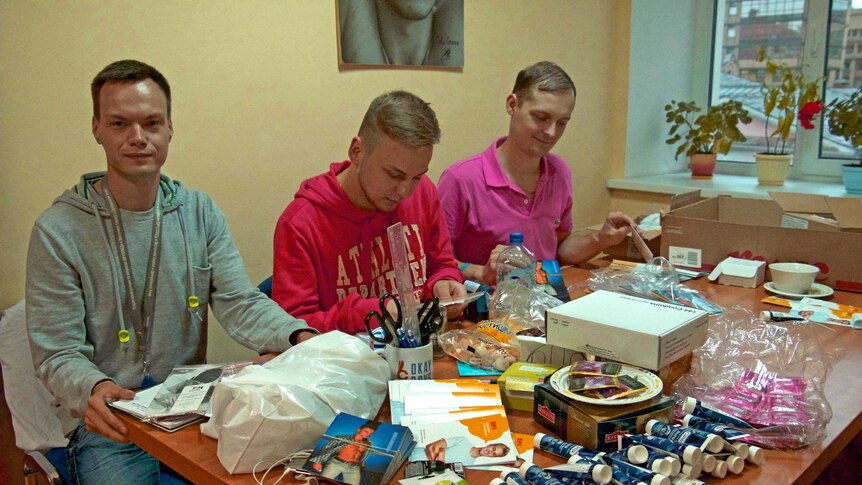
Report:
201,331,389,473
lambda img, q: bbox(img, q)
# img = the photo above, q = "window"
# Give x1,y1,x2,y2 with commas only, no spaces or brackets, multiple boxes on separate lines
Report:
711,0,859,179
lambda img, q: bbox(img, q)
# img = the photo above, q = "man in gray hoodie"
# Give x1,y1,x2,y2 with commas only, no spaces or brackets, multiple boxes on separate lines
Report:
25,59,316,484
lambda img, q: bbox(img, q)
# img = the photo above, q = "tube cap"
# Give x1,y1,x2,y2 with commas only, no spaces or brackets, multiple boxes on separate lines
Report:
700,453,716,473
645,418,660,435
732,442,749,460
518,461,536,478
650,458,673,477
490,479,505,485
627,445,649,464
682,397,698,414
747,445,765,466
533,433,546,449
682,445,702,465
725,454,745,474
702,434,724,454
682,462,702,478
709,460,728,479
592,464,612,484
650,475,670,485
666,456,682,476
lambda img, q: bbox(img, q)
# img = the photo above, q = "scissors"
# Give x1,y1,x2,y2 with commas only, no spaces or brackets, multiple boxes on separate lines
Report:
364,293,402,346
416,297,444,345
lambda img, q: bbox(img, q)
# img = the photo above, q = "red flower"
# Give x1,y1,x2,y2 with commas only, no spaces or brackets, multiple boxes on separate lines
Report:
797,101,823,130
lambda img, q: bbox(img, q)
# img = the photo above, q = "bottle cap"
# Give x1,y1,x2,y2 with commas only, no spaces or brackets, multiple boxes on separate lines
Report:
627,444,648,464
591,464,612,484
709,460,727,478
725,455,745,474
509,232,524,244
700,453,716,473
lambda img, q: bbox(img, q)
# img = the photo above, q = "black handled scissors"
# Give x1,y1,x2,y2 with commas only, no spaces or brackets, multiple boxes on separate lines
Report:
364,293,402,345
417,297,444,345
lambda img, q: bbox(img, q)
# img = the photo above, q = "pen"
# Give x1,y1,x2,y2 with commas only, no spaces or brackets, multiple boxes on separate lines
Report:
405,329,420,348
396,328,411,348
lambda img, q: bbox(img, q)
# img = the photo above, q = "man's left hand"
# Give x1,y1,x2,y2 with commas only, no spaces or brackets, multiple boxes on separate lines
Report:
432,280,468,319
597,212,639,248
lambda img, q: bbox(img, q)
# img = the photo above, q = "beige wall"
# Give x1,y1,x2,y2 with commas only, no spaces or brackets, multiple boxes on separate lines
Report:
0,1,631,361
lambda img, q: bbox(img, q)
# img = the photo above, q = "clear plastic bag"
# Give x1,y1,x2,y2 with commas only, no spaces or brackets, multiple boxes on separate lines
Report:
201,331,389,473
490,279,564,333
672,306,845,449
437,321,521,371
586,257,724,315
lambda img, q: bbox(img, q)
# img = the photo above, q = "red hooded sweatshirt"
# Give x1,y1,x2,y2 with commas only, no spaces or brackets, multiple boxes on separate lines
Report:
273,161,463,334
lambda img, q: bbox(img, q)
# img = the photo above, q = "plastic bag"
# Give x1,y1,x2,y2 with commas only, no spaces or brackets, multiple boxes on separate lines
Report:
490,279,564,333
201,331,389,473
437,321,521,370
672,306,844,449
586,257,724,315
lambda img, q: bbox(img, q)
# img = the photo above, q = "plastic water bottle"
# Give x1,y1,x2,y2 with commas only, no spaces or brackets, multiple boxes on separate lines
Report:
496,232,536,287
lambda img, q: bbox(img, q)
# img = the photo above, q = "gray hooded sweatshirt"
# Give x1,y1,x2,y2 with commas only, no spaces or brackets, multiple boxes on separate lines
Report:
26,172,309,419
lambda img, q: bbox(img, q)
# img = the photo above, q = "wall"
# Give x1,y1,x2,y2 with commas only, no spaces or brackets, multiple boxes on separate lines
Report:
0,0,631,362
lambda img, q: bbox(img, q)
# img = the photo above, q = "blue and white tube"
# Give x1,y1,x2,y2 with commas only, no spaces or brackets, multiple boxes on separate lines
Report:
645,419,725,453
626,434,703,465
545,461,613,484
681,397,752,429
518,462,567,485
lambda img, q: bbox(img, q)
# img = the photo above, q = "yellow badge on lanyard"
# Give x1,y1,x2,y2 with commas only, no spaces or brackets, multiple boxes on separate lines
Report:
118,329,130,343
187,295,199,309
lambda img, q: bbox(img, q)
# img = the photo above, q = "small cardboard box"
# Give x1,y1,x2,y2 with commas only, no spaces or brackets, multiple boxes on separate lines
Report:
661,193,862,292
498,362,561,412
533,382,674,451
708,257,766,288
545,290,709,371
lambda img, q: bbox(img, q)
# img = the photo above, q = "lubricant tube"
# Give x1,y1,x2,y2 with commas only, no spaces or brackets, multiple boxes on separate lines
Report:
670,476,708,485
518,462,566,485
610,447,672,477
491,479,505,485
682,397,753,429
645,420,725,454
545,461,612,484
534,433,606,462
626,434,703,465
607,454,670,485
681,414,751,458
646,448,681,476
500,469,532,485
610,467,649,485
760,310,805,322
699,453,716,474
680,461,702,479
731,441,750,459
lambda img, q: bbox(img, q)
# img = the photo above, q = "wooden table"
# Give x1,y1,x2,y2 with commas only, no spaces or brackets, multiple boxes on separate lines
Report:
120,266,862,484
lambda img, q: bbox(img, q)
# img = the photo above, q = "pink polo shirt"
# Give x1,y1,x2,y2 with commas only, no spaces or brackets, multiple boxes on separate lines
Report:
438,137,573,263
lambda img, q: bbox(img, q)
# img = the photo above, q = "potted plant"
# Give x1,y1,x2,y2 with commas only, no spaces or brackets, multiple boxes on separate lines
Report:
664,99,752,178
825,87,862,194
754,49,823,185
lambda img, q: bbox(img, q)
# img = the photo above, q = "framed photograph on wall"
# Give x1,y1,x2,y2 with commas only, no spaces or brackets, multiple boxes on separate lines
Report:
336,0,463,68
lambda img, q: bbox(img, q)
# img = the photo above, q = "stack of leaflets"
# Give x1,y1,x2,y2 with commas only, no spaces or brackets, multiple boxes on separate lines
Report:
301,413,414,485
389,379,518,468
109,362,247,432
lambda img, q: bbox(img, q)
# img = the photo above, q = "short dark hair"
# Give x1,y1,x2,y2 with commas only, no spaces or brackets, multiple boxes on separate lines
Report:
358,90,441,153
512,61,576,103
91,60,171,119
359,420,380,431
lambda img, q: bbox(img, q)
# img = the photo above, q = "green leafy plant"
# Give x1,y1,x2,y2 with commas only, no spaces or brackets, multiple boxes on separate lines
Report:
825,87,862,167
664,100,752,160
757,49,823,155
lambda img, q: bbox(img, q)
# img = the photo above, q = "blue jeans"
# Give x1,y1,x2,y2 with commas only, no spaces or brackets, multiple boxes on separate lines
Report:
66,424,188,485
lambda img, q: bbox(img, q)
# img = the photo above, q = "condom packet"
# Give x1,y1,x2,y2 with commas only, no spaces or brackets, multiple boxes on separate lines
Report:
568,375,620,392
568,360,622,377
584,375,647,400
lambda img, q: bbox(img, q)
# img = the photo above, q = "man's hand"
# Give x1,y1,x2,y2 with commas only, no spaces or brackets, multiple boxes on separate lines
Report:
84,380,136,442
596,212,638,248
424,438,448,461
433,280,468,319
480,245,509,286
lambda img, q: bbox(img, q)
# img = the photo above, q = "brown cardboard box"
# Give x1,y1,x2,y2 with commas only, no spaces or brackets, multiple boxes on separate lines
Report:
661,194,862,292
533,382,674,451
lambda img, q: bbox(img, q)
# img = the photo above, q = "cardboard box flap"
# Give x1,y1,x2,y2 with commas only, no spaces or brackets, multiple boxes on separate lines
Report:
827,197,862,230
722,258,765,278
669,190,703,211
769,192,832,215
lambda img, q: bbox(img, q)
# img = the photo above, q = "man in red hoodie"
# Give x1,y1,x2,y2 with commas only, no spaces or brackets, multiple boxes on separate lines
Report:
272,90,466,334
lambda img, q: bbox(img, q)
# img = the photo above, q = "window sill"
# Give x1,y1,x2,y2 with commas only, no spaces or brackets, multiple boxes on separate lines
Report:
607,173,851,199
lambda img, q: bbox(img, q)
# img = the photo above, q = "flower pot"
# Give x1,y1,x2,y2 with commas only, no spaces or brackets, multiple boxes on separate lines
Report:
755,153,792,186
690,153,717,178
842,164,862,195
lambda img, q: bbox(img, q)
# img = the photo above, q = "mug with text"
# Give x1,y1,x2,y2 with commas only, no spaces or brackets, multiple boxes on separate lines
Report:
383,342,433,380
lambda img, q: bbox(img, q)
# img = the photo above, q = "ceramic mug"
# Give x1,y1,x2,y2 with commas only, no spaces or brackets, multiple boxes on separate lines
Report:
383,342,433,380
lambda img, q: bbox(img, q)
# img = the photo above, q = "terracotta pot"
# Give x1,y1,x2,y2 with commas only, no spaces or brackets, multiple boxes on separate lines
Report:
690,153,717,178
755,153,792,186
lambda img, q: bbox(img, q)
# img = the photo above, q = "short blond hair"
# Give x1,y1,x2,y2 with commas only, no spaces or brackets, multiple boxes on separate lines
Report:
512,61,576,103
358,90,441,151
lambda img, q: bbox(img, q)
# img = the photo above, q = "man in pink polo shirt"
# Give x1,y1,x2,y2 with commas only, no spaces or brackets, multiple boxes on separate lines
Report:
438,61,637,285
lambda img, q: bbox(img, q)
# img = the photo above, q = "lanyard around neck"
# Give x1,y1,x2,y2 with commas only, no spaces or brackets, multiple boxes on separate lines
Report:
103,180,163,375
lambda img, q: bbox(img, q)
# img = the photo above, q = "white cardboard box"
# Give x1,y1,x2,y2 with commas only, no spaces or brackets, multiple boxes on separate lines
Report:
708,257,766,288
545,290,709,370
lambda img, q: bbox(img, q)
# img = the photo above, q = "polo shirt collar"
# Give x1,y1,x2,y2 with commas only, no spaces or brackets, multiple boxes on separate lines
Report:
482,136,554,189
